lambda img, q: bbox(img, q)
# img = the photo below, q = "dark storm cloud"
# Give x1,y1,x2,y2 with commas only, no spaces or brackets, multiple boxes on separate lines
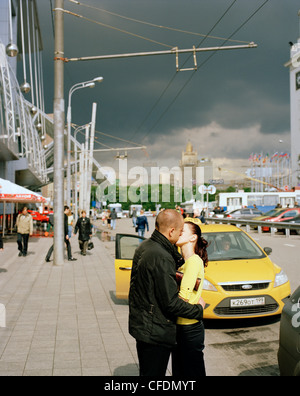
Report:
37,0,300,162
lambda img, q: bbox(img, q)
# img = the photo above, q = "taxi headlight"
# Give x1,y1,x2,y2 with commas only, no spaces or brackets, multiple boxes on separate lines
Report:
274,270,289,288
203,279,218,292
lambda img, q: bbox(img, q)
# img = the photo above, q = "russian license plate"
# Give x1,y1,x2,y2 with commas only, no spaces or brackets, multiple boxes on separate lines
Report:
230,297,265,308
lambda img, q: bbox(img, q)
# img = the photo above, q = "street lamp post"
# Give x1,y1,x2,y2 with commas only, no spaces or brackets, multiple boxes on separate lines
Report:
73,123,91,223
53,0,65,266
66,77,103,207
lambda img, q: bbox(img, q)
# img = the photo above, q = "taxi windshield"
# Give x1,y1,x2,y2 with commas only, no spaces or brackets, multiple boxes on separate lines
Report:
203,231,266,261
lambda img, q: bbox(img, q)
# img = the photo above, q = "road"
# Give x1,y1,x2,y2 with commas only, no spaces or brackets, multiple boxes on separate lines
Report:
98,217,300,376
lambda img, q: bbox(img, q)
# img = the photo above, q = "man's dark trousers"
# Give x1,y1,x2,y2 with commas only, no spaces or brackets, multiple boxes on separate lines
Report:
46,237,72,261
136,341,171,376
17,233,29,255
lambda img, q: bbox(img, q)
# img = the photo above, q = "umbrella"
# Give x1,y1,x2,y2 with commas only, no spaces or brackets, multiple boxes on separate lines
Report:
0,178,47,236
0,178,47,204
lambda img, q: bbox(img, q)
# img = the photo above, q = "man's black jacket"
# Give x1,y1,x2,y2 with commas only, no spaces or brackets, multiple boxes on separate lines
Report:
129,230,203,348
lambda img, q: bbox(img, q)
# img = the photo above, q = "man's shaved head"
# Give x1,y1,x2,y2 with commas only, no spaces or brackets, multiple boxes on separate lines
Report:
156,209,184,244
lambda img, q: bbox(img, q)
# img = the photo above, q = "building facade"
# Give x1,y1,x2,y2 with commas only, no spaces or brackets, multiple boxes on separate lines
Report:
285,13,300,187
179,140,213,185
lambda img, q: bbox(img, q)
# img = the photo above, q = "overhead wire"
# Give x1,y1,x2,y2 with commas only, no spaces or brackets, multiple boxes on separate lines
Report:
64,0,269,153
67,0,250,45
129,0,239,142
135,0,270,144
60,8,174,49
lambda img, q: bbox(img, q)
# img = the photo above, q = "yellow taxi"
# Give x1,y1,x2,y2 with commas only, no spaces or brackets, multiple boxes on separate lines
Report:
115,223,291,319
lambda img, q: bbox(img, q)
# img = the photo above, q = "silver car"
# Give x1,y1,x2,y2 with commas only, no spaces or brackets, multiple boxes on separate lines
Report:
225,208,263,220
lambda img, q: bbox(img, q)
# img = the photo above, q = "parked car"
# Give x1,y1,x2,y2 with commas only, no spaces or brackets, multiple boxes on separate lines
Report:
225,208,263,220
278,215,300,235
278,286,300,376
262,208,300,232
114,224,291,319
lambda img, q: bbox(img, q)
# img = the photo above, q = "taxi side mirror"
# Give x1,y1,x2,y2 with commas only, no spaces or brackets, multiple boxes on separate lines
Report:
264,247,272,256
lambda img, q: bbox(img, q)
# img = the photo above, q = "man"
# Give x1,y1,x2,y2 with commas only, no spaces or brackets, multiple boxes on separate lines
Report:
74,210,92,256
132,207,137,228
0,234,3,251
136,209,149,238
45,206,77,262
16,207,33,257
129,209,205,376
110,208,117,230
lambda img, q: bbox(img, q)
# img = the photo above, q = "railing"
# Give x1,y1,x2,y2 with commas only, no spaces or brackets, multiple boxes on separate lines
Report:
204,217,300,238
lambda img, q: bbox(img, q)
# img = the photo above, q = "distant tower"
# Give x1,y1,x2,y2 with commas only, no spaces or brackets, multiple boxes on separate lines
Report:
285,10,300,187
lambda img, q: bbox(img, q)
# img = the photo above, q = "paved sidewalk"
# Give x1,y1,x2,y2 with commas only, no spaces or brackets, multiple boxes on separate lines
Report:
0,228,139,376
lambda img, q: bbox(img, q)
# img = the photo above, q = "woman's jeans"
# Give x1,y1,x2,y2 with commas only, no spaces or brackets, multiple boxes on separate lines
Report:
172,321,206,377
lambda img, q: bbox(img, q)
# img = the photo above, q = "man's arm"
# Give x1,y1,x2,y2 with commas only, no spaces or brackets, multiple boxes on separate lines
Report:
154,258,204,321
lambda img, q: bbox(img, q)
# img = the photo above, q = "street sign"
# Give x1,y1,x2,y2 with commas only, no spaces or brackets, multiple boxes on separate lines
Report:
198,185,217,195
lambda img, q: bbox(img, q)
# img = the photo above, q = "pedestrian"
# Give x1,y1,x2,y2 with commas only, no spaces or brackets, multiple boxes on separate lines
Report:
45,206,77,262
110,208,117,230
136,210,149,238
0,234,3,251
194,209,205,224
129,209,205,377
107,210,111,229
132,207,137,228
16,206,33,257
67,209,74,239
101,211,107,226
172,220,208,377
74,210,93,256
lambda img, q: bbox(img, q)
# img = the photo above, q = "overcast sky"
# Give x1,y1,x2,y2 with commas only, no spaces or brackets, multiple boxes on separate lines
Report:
36,0,300,175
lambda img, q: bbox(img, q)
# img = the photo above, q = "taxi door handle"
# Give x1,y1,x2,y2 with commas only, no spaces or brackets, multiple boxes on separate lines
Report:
119,267,132,271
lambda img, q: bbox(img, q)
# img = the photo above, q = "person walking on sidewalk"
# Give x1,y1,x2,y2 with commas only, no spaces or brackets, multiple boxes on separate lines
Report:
16,207,33,257
74,210,93,256
45,206,77,262
132,207,137,228
110,209,117,231
136,210,149,238
129,209,205,376
0,234,3,251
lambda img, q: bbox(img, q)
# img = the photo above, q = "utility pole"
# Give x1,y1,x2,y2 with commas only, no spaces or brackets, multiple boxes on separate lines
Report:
87,102,97,215
53,0,65,265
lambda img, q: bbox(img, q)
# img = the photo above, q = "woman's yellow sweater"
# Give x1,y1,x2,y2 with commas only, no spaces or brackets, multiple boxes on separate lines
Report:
177,254,204,325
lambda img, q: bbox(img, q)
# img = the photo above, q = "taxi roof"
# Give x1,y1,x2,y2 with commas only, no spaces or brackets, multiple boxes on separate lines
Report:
184,218,241,233
200,224,241,233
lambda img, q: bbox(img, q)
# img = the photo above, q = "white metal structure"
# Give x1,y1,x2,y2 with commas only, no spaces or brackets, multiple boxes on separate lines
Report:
0,41,47,184
0,0,48,188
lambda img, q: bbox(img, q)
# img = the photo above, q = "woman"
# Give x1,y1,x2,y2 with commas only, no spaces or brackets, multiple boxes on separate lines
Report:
67,210,74,239
172,220,208,377
74,211,92,256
